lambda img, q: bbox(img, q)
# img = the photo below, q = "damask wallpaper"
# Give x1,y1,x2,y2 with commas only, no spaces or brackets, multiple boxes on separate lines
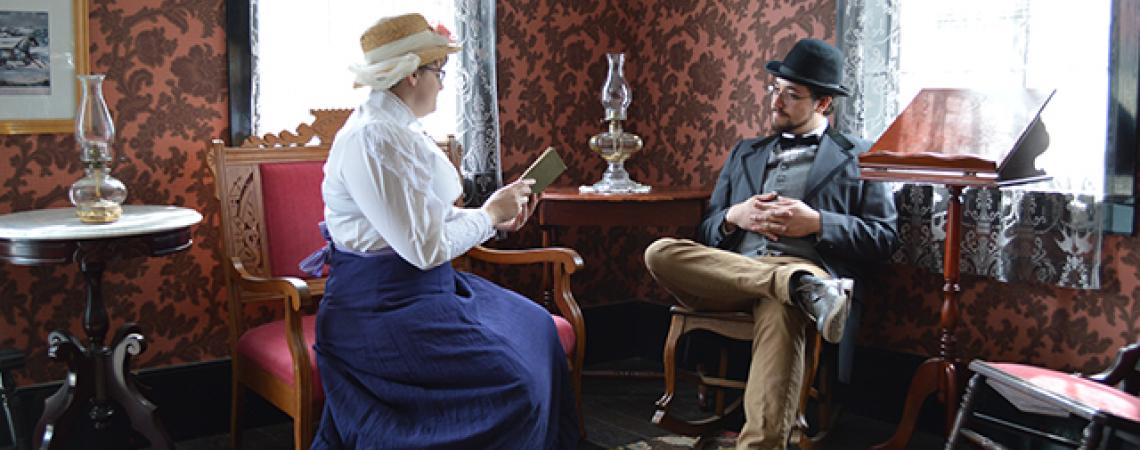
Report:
0,0,229,385
495,0,838,309
0,0,1136,387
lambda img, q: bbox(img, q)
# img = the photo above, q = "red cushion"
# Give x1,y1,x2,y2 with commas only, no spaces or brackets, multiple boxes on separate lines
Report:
552,315,575,356
236,315,323,401
259,162,327,278
991,363,1140,422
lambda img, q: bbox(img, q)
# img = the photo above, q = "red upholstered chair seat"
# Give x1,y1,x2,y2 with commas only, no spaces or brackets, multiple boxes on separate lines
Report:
236,315,324,402
552,315,575,355
990,363,1140,422
236,316,574,393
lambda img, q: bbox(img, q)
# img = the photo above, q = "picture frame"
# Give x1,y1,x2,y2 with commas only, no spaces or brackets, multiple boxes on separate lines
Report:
0,0,88,134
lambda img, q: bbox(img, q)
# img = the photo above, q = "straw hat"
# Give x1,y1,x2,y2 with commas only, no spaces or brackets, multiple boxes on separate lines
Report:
350,14,459,89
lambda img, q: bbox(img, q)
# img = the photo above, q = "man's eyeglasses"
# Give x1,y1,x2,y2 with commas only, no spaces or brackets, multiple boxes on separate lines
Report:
421,66,446,82
766,84,809,103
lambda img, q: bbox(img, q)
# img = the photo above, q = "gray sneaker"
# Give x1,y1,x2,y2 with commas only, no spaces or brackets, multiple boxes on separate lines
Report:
795,276,854,344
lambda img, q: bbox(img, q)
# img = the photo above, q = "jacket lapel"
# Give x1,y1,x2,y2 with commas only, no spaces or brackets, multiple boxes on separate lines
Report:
742,139,774,195
803,134,855,202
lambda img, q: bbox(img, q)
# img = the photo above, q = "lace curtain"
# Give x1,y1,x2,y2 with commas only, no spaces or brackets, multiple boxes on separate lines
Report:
454,0,502,206
836,0,1103,289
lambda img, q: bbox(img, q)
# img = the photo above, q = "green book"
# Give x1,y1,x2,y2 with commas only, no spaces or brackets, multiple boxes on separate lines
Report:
520,146,567,194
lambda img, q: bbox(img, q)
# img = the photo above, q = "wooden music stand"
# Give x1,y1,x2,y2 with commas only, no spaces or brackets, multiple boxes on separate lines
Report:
859,88,1055,450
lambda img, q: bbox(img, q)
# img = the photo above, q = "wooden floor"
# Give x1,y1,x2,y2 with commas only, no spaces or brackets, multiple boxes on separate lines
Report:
578,374,944,449
176,361,944,450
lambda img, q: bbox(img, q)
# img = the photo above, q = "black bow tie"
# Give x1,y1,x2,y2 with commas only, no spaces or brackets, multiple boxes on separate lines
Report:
778,133,821,149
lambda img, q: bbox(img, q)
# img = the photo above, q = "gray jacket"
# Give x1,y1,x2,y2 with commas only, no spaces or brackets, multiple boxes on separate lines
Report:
697,127,900,380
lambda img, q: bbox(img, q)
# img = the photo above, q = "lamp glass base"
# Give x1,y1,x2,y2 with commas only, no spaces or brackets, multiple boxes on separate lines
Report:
580,161,651,194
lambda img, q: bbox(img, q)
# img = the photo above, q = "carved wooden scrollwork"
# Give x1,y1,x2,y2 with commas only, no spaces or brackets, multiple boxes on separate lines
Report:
211,109,351,277
240,109,352,148
223,166,267,276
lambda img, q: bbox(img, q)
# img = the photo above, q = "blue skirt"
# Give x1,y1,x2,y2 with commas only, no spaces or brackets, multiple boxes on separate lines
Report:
311,248,578,450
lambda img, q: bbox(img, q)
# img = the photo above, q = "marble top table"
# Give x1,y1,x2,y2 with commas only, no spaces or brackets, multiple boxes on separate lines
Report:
0,205,201,450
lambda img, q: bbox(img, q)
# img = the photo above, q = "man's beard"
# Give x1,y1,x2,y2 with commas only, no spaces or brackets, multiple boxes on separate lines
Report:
770,111,812,133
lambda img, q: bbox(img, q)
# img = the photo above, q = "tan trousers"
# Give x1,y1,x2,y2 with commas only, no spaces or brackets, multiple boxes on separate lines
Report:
643,238,829,450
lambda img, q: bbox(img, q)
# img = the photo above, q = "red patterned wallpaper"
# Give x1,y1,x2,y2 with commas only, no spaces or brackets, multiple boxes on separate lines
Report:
496,0,837,308
0,0,229,385
0,0,1135,386
861,234,1140,373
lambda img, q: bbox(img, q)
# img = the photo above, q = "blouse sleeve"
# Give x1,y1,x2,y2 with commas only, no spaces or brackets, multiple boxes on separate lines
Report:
337,123,495,270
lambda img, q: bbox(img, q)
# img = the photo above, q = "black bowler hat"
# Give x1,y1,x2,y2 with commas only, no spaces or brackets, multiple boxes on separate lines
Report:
765,38,850,97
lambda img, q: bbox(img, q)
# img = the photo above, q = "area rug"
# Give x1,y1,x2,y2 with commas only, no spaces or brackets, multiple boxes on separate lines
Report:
613,432,736,450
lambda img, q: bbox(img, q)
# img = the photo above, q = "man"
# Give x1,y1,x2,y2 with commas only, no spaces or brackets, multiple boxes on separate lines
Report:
644,38,898,449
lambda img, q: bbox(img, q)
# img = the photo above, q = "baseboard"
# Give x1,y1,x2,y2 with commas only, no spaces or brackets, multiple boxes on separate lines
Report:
5,359,288,449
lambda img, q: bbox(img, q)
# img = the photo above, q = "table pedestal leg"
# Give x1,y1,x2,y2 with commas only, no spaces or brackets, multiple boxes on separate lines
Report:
34,327,172,450
873,185,964,450
34,332,85,450
108,324,172,449
35,252,172,450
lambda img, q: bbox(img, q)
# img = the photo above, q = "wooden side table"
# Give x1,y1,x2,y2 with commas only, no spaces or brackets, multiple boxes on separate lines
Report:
538,186,710,247
537,186,710,378
0,205,202,450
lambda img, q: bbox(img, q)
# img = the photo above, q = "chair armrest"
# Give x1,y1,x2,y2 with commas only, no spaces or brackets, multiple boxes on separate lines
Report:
464,245,584,273
465,245,586,376
230,258,313,383
1087,340,1140,394
231,257,314,312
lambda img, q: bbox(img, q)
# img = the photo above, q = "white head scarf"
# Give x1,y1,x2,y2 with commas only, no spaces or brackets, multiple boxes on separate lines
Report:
348,30,451,90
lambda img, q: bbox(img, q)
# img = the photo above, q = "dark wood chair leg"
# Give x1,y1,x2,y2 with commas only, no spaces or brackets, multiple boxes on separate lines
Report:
805,349,843,450
0,350,25,450
653,314,685,429
945,371,981,450
654,313,747,437
1078,414,1106,450
231,366,245,449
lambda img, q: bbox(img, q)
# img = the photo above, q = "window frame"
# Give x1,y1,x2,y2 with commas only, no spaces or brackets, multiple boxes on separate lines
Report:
226,0,253,144
1103,0,1138,234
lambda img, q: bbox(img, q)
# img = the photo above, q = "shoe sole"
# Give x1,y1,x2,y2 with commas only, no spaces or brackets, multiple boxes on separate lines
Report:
819,280,852,343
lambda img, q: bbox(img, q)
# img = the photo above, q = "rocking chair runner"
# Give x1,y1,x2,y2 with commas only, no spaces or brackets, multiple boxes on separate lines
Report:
210,109,587,450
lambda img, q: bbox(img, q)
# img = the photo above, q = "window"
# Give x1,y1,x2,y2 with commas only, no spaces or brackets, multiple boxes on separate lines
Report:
896,0,1112,195
252,1,457,140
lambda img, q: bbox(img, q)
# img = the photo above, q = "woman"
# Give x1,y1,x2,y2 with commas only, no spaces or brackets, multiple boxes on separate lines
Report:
311,13,578,450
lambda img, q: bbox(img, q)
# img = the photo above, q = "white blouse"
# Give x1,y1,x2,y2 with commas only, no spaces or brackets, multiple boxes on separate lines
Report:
322,90,496,270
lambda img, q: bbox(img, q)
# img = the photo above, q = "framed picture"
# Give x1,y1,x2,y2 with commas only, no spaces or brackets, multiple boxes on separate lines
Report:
0,0,88,134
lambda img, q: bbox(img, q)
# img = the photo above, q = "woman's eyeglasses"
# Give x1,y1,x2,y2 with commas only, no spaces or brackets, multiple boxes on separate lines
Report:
421,66,446,82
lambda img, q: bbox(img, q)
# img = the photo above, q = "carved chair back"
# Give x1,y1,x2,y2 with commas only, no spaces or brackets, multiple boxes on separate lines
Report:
208,108,350,450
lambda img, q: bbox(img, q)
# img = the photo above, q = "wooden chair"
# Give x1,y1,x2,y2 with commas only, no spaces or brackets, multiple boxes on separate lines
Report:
946,342,1140,449
652,307,838,449
209,110,587,450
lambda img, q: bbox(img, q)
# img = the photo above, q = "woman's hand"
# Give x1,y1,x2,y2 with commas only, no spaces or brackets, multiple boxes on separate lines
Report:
493,192,538,231
481,179,537,231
